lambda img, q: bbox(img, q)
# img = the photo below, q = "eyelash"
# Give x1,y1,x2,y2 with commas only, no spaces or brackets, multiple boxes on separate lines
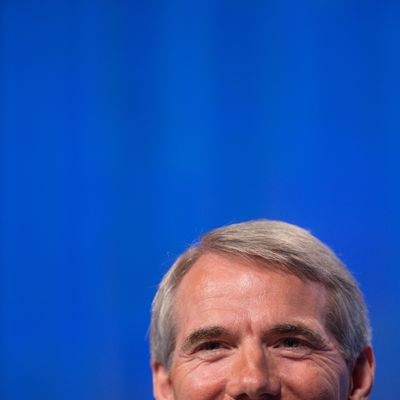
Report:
196,338,310,350
276,337,317,352
196,341,225,352
193,337,318,358
279,337,306,347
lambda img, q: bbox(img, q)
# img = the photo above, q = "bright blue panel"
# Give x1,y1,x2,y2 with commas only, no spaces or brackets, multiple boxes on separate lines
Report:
0,0,398,398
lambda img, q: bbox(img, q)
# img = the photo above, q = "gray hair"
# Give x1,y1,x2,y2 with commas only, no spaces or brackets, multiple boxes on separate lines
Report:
150,220,371,371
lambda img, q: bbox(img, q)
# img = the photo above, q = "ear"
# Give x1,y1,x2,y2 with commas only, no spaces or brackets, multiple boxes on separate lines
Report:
349,346,375,399
152,362,174,400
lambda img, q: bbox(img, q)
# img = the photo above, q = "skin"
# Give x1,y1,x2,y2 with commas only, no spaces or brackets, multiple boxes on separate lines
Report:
153,253,374,400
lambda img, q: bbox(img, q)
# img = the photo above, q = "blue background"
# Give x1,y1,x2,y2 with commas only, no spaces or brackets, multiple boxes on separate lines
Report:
1,1,399,398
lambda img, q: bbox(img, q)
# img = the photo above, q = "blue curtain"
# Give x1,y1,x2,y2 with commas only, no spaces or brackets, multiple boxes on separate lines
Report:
1,1,398,398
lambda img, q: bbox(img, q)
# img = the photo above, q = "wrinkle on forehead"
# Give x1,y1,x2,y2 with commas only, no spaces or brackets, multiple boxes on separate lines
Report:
174,252,328,330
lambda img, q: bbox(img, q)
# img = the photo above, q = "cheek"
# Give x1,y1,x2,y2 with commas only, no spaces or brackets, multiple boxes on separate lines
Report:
172,364,227,400
279,359,349,399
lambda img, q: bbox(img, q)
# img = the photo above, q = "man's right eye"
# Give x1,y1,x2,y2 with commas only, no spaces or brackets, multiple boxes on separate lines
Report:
196,341,224,351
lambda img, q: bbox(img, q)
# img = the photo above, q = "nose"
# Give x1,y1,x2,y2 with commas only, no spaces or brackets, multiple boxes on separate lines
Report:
226,343,281,399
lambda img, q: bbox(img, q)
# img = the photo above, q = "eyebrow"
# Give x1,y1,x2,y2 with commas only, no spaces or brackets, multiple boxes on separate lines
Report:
267,323,327,347
181,326,229,352
181,322,327,352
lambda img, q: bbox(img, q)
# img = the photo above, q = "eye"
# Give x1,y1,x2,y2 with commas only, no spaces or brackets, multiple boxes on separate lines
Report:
280,337,303,348
196,341,224,352
274,337,316,357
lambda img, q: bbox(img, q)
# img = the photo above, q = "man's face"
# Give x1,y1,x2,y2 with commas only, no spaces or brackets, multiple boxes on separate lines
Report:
153,253,366,400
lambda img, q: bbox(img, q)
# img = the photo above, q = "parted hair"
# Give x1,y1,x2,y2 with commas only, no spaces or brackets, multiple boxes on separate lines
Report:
150,220,371,371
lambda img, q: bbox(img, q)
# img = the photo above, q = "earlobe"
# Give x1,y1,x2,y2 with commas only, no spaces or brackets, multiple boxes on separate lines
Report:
152,362,174,400
349,346,375,399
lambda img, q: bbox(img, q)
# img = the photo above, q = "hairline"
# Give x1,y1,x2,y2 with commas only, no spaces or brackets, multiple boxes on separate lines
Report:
150,221,371,372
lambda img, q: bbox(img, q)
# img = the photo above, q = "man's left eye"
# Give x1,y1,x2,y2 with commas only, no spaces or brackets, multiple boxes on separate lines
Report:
279,338,305,348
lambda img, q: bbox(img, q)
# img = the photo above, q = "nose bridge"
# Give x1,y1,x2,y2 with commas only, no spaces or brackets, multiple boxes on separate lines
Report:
227,340,280,398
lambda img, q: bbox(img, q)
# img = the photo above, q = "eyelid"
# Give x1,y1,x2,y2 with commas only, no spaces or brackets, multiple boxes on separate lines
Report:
278,337,309,346
193,340,230,354
267,324,327,348
196,340,223,349
274,335,322,351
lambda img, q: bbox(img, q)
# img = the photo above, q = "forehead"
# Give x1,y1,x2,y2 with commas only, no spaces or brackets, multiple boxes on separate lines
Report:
174,252,329,330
